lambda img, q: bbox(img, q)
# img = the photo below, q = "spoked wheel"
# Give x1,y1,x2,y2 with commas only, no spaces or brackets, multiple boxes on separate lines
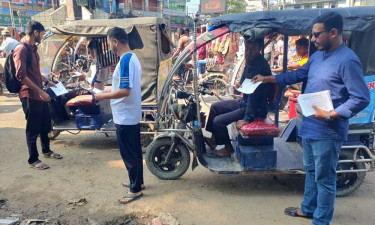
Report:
200,77,229,107
336,151,366,197
145,138,190,180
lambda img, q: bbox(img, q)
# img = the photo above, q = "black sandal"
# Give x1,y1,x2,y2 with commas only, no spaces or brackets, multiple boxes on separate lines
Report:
203,137,216,149
284,207,313,219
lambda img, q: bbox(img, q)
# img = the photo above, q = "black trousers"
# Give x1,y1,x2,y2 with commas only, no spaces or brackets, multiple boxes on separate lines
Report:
21,98,52,164
206,99,245,145
115,123,144,193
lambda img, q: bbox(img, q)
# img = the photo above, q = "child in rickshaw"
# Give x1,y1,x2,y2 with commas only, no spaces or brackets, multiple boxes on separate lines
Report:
204,38,273,157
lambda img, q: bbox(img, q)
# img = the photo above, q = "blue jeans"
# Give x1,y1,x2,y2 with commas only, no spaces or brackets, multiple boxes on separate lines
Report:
301,138,343,225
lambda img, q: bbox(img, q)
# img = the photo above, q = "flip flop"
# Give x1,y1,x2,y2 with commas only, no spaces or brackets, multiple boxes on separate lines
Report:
118,193,143,204
121,182,145,190
284,207,313,219
43,151,63,159
29,160,49,170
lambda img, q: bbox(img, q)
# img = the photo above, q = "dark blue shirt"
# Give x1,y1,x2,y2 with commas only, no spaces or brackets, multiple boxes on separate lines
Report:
276,44,370,141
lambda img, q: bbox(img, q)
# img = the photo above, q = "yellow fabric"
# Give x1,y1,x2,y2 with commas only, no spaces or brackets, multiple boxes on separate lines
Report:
298,55,309,67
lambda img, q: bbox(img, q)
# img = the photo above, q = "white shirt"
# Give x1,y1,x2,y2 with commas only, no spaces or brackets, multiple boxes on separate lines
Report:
110,53,142,125
0,37,19,56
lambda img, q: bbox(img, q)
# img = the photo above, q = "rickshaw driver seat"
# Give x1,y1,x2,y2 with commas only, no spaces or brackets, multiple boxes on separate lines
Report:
238,83,280,139
66,94,95,107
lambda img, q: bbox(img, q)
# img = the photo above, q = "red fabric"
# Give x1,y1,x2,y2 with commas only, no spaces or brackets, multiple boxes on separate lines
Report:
66,95,94,107
240,118,279,136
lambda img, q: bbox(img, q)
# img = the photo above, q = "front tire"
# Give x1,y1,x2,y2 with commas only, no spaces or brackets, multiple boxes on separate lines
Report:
145,137,190,180
336,151,366,197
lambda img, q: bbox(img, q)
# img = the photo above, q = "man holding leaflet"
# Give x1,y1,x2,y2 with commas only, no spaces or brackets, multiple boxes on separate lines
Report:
204,38,272,157
252,12,370,225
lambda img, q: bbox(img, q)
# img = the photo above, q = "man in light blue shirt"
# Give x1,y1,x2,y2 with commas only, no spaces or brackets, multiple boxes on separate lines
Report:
95,27,143,204
253,12,370,225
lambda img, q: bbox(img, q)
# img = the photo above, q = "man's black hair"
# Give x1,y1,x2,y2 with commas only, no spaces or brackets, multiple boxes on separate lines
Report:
107,27,128,45
313,11,343,34
25,20,45,36
246,38,263,47
177,28,185,35
296,37,309,47
88,39,98,49
20,32,26,36
184,28,190,34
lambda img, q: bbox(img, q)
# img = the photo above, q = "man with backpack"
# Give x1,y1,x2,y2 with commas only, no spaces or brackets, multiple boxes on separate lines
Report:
13,20,62,170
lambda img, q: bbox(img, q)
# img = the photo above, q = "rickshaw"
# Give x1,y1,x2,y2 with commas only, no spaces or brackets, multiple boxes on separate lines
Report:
38,17,173,146
145,7,375,197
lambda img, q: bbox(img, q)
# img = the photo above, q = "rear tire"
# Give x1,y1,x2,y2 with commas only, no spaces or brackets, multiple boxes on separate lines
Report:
336,151,366,197
145,137,190,180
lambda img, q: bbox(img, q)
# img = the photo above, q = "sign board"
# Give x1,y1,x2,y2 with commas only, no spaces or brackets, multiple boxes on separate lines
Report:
0,14,31,26
59,0,67,5
200,0,226,14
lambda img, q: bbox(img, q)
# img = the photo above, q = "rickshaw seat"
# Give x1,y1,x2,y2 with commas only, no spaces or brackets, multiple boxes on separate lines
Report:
240,118,279,137
66,94,94,107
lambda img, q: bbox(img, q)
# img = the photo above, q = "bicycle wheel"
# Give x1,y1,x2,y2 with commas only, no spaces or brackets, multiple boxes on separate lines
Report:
200,77,229,107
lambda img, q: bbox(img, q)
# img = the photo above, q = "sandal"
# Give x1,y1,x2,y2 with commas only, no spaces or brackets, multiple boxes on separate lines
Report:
121,182,145,190
29,160,49,170
43,151,63,159
118,193,143,204
284,207,313,219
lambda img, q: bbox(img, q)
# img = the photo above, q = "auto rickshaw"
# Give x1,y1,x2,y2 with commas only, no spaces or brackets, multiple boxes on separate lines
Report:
145,7,375,197
38,17,173,146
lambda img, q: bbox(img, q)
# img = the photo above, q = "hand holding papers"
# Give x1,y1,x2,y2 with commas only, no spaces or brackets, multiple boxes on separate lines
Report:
237,78,262,94
92,87,102,94
297,90,334,117
50,82,68,97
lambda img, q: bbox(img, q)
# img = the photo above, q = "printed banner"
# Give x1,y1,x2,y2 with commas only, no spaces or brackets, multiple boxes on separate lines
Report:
349,75,375,124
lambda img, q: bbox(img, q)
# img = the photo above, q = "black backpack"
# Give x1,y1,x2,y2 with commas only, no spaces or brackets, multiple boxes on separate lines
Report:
4,43,32,93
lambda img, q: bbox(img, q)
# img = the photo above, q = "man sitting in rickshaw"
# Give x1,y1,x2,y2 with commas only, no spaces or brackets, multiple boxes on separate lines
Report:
204,38,272,157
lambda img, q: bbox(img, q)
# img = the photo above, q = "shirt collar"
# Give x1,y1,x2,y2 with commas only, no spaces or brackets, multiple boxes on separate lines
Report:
23,39,37,51
323,43,345,60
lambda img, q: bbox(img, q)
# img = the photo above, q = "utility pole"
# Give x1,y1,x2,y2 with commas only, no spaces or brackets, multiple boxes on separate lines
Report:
17,10,22,31
283,0,286,9
109,0,113,13
9,0,16,28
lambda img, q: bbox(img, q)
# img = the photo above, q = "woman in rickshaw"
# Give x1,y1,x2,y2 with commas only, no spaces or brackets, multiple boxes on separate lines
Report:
204,38,273,157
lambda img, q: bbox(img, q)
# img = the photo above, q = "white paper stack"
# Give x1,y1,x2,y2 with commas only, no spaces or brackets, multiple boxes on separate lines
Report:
297,90,334,117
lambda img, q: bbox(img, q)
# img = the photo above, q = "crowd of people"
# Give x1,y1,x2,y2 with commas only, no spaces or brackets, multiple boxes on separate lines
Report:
2,10,371,225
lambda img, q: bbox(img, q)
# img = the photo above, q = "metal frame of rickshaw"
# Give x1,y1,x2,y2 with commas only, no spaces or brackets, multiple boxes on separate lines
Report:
149,7,375,196
38,18,173,141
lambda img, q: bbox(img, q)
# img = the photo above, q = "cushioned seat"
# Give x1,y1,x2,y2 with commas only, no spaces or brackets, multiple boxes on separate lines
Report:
240,118,279,137
66,95,94,107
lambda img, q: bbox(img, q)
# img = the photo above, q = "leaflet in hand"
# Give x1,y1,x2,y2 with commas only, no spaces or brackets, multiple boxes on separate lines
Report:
237,78,262,94
92,88,102,94
50,82,68,97
297,90,334,117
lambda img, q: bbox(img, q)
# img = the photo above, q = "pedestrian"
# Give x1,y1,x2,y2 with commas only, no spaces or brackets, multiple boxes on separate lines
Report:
94,27,144,204
19,32,26,41
14,20,63,170
252,11,370,225
0,29,19,57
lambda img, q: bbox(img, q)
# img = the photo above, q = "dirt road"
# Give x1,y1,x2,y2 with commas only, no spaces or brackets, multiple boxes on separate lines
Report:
0,94,374,225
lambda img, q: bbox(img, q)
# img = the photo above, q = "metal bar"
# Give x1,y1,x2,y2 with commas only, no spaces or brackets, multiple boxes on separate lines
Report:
337,169,369,173
348,129,374,134
338,159,374,163
159,129,190,132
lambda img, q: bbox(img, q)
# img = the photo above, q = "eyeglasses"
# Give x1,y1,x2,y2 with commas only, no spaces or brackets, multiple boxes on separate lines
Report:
312,31,327,38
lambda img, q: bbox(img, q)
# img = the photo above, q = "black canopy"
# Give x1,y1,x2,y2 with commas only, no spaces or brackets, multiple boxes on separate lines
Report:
211,7,375,36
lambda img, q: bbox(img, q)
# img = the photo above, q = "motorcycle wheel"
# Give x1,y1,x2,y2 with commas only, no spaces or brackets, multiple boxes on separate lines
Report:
145,137,190,180
336,151,366,197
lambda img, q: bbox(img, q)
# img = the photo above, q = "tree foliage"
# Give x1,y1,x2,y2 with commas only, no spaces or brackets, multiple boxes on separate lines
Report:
227,0,247,14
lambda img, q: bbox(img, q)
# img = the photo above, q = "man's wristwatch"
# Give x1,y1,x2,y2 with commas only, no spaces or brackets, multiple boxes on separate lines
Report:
326,110,331,120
